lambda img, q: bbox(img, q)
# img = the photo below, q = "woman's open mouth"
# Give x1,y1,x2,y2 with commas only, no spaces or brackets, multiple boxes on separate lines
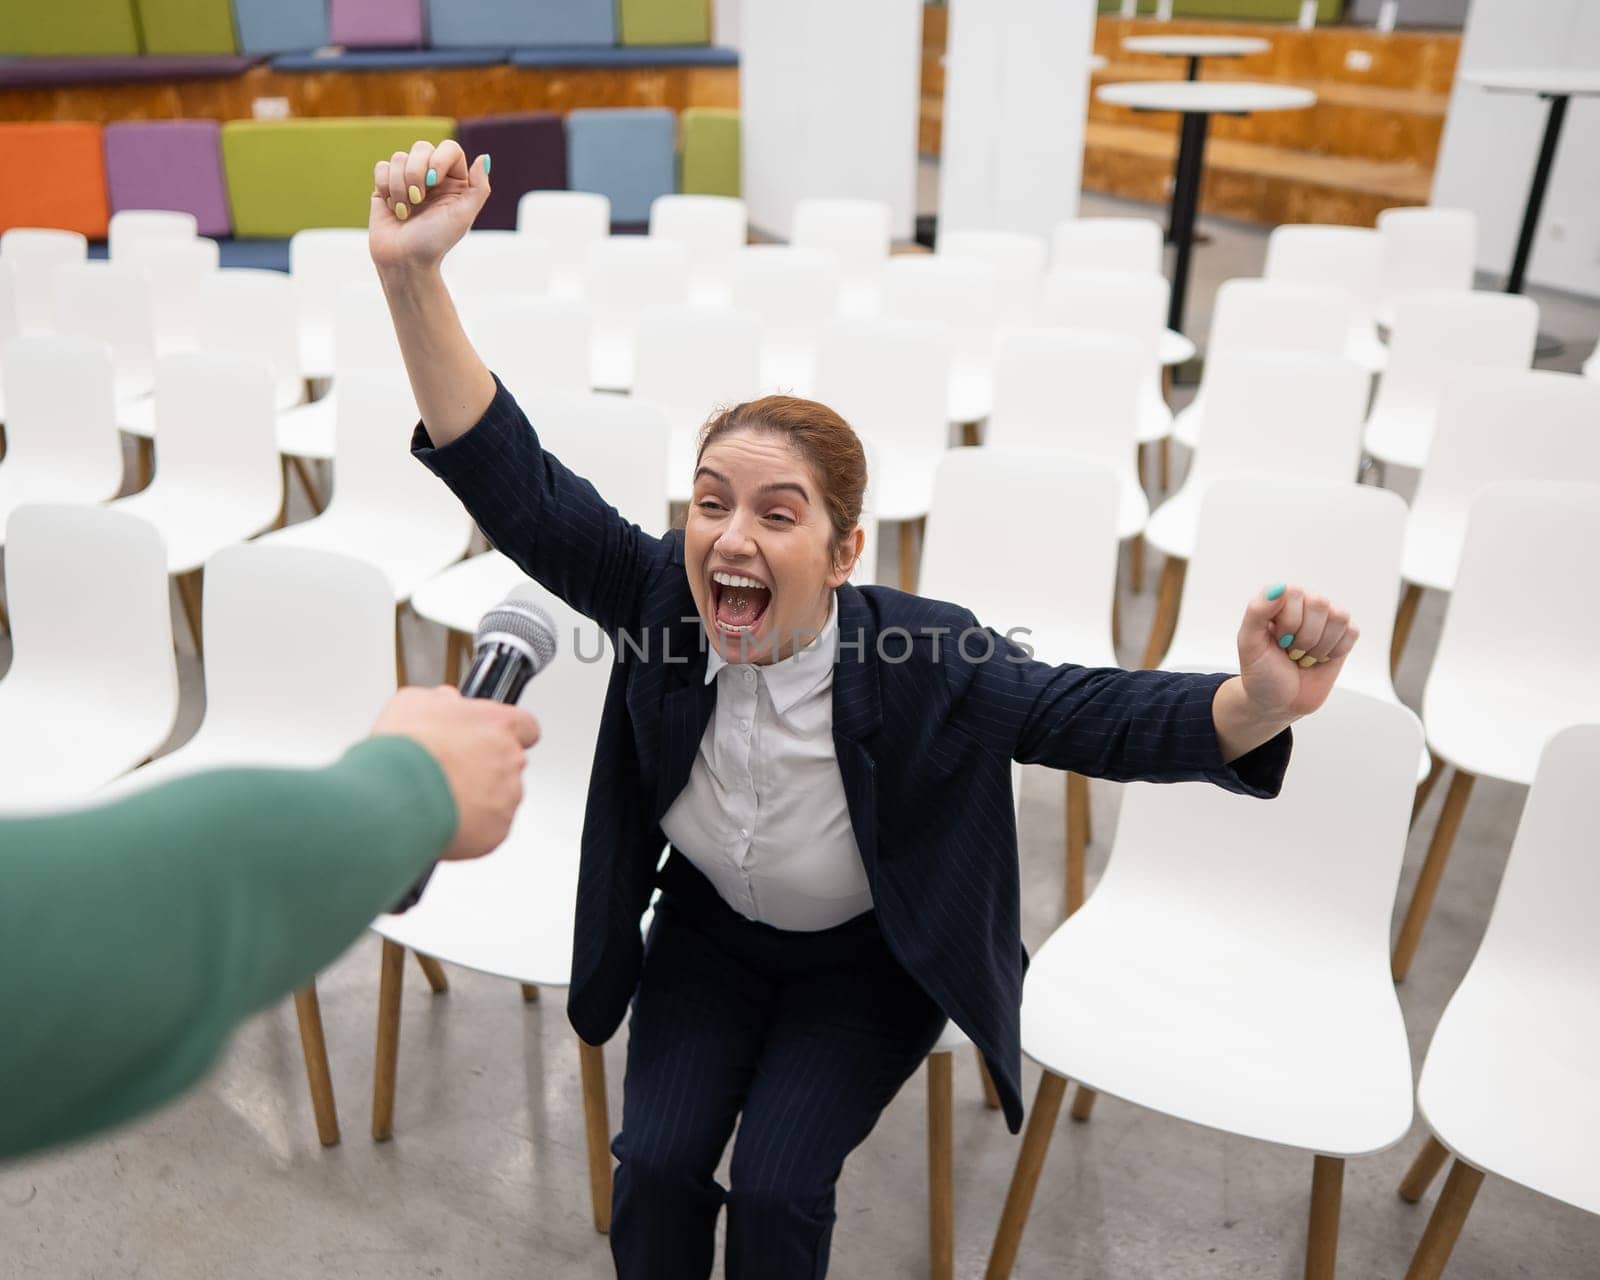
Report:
710,569,773,636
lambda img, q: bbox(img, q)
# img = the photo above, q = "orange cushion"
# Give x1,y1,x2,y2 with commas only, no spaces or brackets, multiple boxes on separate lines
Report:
0,123,110,238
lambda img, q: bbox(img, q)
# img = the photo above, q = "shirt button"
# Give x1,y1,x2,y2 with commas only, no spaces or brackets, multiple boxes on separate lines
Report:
743,670,755,684
739,718,750,733
739,827,749,839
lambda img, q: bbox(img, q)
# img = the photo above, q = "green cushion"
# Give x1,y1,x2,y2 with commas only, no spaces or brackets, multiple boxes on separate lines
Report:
136,0,239,53
222,117,456,237
680,108,739,198
619,0,709,46
0,0,140,54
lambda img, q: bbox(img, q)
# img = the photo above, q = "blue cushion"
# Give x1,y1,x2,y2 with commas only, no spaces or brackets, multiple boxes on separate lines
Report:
232,0,328,54
429,0,617,47
512,44,737,68
566,108,676,226
271,47,511,71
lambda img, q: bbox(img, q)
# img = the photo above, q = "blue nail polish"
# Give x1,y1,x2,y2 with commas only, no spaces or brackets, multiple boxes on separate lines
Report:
425,167,438,187
1279,632,1296,649
482,154,492,175
1266,582,1285,600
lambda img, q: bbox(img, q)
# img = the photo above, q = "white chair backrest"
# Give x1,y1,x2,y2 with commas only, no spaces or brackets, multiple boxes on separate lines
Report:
1169,477,1407,702
51,262,154,385
122,236,220,354
633,304,763,417
919,449,1120,663
1101,687,1422,955
937,229,1047,324
288,227,375,332
3,503,177,735
1377,206,1477,307
582,236,690,326
1205,278,1352,357
199,543,396,754
649,194,747,272
519,391,672,535
1037,268,1168,365
0,336,122,509
0,262,17,347
813,318,951,458
333,281,404,374
727,246,841,349
1050,217,1162,276
0,228,87,335
518,190,611,272
880,255,1000,362
148,352,282,526
854,438,880,588
462,295,594,399
441,228,553,302
790,198,892,285
987,329,1143,474
197,268,303,408
1263,224,1383,326
108,209,196,261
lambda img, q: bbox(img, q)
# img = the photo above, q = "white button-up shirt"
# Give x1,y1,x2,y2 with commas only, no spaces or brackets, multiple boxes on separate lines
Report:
660,594,871,931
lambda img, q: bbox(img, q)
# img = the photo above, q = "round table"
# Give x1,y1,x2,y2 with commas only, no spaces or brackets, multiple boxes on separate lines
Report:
1096,80,1315,336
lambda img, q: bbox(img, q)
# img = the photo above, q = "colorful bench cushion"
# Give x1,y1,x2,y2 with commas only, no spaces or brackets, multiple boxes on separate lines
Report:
0,0,139,55
221,117,455,236
0,54,259,85
510,45,736,68
105,119,232,237
0,123,110,238
428,0,615,48
136,0,239,54
271,48,510,71
619,0,709,46
232,0,328,54
329,0,426,48
679,108,739,198
565,108,676,227
456,112,567,231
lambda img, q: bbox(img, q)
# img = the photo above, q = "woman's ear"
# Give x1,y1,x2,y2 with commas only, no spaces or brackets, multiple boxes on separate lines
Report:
829,526,866,587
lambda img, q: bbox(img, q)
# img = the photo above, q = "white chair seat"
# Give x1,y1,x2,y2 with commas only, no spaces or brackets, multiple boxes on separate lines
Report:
932,1021,971,1054
1348,325,1387,373
1159,328,1195,366
947,364,993,425
276,396,337,461
98,729,349,802
109,487,274,575
759,345,817,397
1172,394,1203,450
299,324,336,382
410,550,533,635
1114,476,1150,541
1142,480,1204,558
116,393,157,439
0,465,119,529
1423,667,1597,788
1363,404,1432,471
1137,383,1173,444
590,330,634,393
1399,519,1461,594
837,282,882,319
868,449,942,523
0,684,168,814
259,512,464,602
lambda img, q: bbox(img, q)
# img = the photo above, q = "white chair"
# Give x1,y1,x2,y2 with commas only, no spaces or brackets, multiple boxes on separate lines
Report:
648,193,747,306
880,255,1001,425
1391,481,1600,982
0,227,87,336
1048,217,1193,365
1584,339,1599,381
1363,291,1538,472
121,236,220,357
0,338,124,542
518,190,611,298
289,227,376,379
52,262,156,407
108,209,197,261
937,229,1047,326
440,228,553,304
1171,279,1352,450
409,391,669,677
852,438,881,588
582,236,690,392
1395,723,1600,1280
460,294,594,400
0,263,15,422
1391,369,1600,675
633,304,763,504
109,353,284,654
919,450,1121,916
727,245,840,397
1141,351,1369,669
370,578,618,1231
1262,223,1387,371
0,504,178,813
100,541,399,1148
790,197,891,318
1376,206,1478,327
988,687,1421,1280
813,318,951,591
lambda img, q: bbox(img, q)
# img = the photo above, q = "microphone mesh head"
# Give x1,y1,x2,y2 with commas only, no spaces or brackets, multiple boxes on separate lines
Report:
475,587,559,674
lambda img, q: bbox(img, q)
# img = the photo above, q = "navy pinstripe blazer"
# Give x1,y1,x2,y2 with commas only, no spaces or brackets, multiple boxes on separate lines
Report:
415,380,1291,1132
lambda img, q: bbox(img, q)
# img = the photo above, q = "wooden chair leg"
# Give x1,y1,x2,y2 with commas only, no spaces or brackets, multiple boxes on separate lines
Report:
521,983,541,1003
1064,772,1089,918
985,1071,1069,1279
960,420,981,447
371,939,404,1141
1070,1085,1098,1122
1141,556,1186,669
976,1047,1001,1111
1129,533,1145,595
176,572,204,658
578,1038,613,1234
1404,1160,1485,1280
0,595,8,637
1136,444,1148,489
1393,770,1476,982
1391,583,1423,677
136,437,154,490
1305,1155,1344,1280
444,629,466,687
1111,587,1122,651
1399,1135,1451,1204
927,1051,954,1280
415,952,448,993
898,519,922,593
395,606,409,687
293,983,340,1147
289,455,326,513
1410,752,1444,831
1158,438,1170,492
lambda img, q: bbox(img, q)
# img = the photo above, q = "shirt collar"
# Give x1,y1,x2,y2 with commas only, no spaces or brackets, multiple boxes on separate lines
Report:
704,593,839,716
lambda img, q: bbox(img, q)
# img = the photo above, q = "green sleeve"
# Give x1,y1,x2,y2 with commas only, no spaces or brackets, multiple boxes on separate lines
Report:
0,736,457,1161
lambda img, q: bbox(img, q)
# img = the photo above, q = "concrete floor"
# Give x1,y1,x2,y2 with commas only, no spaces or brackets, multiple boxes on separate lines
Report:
4,191,1600,1278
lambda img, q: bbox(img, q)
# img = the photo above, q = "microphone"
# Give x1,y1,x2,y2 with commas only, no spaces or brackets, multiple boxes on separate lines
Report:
459,587,559,705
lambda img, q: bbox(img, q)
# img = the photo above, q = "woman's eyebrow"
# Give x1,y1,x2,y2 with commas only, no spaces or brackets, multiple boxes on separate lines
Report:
692,466,730,486
757,482,810,502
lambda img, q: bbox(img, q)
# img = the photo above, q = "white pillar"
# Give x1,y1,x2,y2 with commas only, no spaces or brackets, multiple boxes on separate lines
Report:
936,0,1098,240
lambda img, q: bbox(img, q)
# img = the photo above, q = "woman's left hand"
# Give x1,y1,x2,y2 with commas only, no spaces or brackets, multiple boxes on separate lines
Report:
1235,583,1360,720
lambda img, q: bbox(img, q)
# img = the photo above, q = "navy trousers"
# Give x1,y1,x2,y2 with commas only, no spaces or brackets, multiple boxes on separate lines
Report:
610,854,947,1280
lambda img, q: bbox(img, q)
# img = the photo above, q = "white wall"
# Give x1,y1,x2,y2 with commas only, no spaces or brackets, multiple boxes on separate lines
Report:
712,0,739,50
936,0,1098,239
1431,0,1600,298
739,0,923,241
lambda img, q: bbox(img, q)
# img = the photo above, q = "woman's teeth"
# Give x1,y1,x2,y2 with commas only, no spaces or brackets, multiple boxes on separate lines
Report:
712,571,766,589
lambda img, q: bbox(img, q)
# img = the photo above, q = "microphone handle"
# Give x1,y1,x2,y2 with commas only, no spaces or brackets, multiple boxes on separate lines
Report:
459,640,536,705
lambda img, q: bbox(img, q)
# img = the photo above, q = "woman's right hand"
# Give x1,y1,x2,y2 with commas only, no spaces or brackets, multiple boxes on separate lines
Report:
369,139,491,277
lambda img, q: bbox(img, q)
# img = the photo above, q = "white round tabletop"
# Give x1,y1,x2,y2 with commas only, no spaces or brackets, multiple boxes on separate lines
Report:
1461,68,1600,97
1097,81,1315,114
1122,35,1270,58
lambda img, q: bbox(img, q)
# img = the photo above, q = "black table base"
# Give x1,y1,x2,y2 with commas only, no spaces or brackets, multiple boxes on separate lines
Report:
1167,110,1211,334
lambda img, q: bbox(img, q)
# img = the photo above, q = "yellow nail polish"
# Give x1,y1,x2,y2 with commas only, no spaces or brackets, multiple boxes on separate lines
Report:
1298,654,1317,668
394,202,409,221
408,185,423,205
1288,648,1305,662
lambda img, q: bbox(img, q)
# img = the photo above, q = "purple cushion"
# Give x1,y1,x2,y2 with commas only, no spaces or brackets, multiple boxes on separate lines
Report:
104,119,232,237
0,54,259,86
329,0,426,48
457,112,567,231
